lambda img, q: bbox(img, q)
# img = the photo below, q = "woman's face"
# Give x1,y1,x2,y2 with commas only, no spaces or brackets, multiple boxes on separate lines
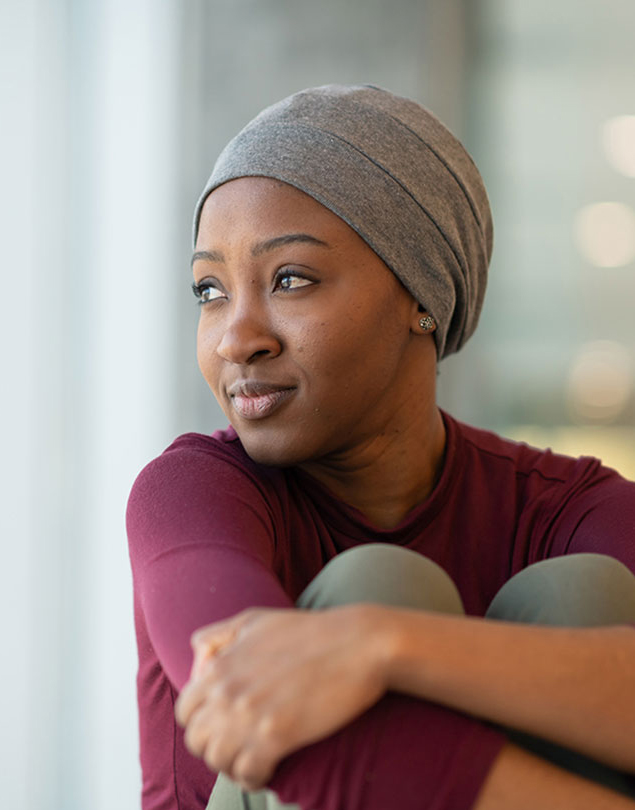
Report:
194,177,428,467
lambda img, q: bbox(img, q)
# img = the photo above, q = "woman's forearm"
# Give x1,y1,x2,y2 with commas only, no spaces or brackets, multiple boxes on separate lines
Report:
474,743,635,809
373,606,635,772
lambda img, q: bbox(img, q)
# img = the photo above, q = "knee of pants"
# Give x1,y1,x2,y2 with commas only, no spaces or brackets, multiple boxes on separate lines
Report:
297,543,464,615
486,553,635,626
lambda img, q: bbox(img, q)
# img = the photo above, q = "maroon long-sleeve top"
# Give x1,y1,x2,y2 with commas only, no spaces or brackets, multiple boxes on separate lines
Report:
127,412,635,810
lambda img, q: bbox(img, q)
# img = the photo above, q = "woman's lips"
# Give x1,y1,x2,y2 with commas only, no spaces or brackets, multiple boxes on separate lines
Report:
229,385,296,420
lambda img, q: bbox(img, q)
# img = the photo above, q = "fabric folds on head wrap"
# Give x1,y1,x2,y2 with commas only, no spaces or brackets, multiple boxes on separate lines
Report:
193,84,493,359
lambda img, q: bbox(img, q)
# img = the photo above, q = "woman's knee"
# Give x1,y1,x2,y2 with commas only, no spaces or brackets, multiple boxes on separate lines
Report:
297,543,464,615
486,553,635,626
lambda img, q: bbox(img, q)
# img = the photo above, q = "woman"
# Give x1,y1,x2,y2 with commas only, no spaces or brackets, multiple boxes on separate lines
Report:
127,85,635,810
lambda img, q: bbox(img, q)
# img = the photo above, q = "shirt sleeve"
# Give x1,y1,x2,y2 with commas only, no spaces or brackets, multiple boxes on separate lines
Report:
269,696,506,810
546,465,635,576
127,438,293,691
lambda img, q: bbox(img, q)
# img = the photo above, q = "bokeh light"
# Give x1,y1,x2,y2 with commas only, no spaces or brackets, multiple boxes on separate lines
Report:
567,340,634,422
602,115,635,178
574,202,635,267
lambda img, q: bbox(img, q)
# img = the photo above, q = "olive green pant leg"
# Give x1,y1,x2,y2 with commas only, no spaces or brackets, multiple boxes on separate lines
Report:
207,545,464,810
486,553,635,627
296,543,464,613
486,553,635,798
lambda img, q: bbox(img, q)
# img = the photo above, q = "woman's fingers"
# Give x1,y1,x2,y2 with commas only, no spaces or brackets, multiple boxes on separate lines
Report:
175,677,204,727
176,605,389,787
230,742,277,791
190,627,234,680
175,658,224,727
182,698,218,758
189,609,262,679
178,669,284,787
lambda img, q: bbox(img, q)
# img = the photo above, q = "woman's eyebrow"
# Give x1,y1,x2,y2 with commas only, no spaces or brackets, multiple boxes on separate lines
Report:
252,233,330,256
191,234,330,267
191,249,224,266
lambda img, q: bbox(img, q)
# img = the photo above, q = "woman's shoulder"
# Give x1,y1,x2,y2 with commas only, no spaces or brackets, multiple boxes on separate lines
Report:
444,413,635,538
126,426,296,573
127,426,290,537
444,414,635,561
446,412,608,486
139,425,284,488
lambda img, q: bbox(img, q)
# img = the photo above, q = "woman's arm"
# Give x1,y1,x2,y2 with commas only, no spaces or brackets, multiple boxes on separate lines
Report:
475,743,635,810
176,604,635,793
380,607,635,773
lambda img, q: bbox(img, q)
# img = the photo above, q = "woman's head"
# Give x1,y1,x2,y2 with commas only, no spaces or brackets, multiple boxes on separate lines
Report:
194,84,493,359
194,176,436,467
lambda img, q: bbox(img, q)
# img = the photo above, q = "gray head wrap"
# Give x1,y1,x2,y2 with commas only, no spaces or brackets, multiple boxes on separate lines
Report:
193,84,493,359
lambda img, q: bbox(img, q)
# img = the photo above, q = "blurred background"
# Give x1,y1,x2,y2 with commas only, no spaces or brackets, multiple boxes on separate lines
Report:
2,0,634,807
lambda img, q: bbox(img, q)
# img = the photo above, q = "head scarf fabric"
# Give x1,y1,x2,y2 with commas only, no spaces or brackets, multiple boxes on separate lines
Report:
193,84,493,359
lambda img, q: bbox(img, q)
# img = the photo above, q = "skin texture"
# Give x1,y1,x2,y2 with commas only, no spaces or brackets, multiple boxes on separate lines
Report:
178,177,635,807
474,744,635,810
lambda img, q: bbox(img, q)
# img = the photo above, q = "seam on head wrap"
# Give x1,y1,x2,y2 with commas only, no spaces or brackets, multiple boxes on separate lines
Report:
379,113,487,242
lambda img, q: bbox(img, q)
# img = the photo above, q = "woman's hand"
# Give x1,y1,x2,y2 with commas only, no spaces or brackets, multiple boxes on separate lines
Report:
175,604,389,790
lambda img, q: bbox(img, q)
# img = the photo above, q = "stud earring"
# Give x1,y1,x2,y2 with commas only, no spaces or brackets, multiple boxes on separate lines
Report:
419,315,435,331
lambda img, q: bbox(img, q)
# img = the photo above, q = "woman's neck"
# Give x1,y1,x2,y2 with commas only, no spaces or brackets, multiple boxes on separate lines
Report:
298,405,447,530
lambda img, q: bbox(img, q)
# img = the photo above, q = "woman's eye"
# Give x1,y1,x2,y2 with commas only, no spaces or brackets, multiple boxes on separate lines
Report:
275,271,314,291
192,281,225,304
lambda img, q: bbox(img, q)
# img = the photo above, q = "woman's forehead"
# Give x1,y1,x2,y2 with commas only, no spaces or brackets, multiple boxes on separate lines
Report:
204,176,318,212
197,177,364,248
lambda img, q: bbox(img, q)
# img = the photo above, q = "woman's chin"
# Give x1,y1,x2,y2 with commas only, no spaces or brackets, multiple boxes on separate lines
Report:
234,430,308,468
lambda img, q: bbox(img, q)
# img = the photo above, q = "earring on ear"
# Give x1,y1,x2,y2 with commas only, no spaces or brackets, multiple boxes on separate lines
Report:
419,315,435,331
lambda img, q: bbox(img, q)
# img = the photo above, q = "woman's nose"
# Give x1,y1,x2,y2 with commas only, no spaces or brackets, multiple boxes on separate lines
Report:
215,305,282,365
